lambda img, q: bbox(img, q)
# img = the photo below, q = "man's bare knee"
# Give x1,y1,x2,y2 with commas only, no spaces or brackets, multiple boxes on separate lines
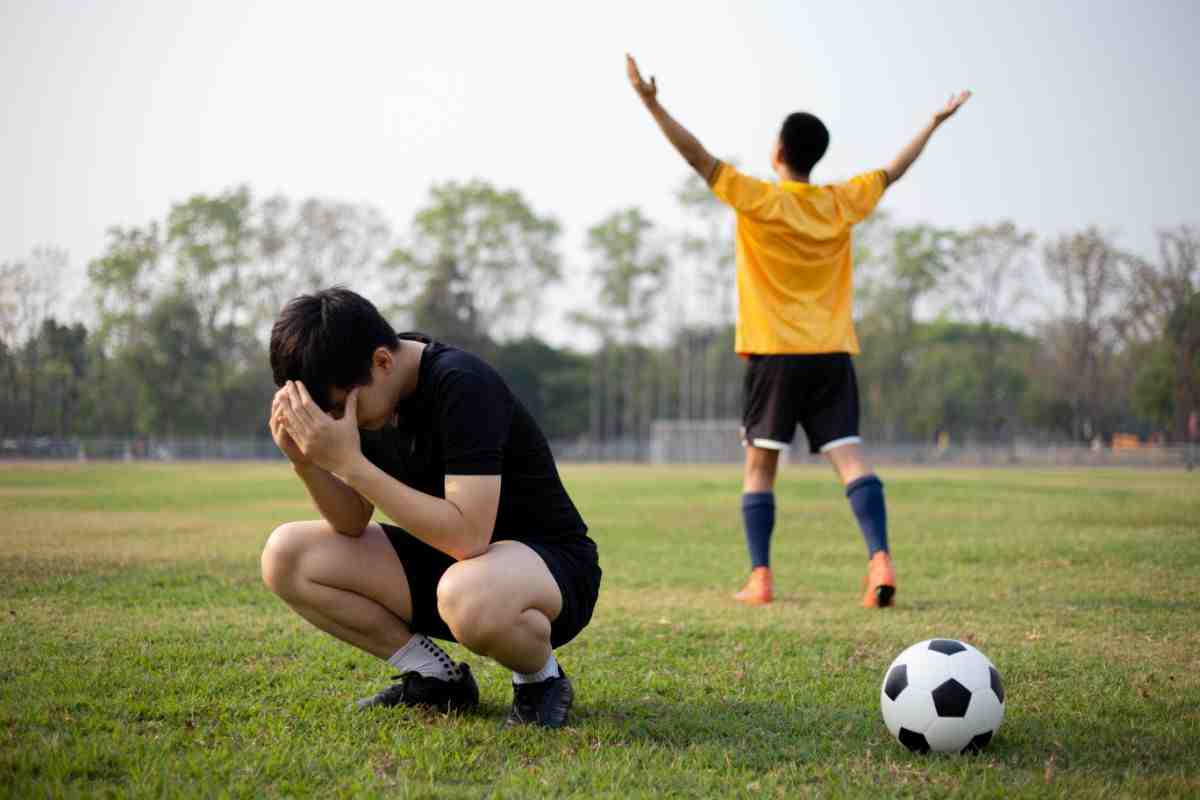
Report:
748,463,775,482
436,565,510,653
826,443,871,485
261,521,310,597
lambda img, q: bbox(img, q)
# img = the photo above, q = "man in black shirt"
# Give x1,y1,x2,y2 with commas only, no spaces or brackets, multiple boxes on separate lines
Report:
262,288,600,728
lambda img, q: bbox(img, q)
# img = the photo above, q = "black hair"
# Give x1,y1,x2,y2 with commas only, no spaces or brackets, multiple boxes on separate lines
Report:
268,287,399,411
779,112,830,177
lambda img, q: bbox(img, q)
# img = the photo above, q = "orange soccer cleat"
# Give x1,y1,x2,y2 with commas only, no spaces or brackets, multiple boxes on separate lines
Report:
734,566,773,605
862,551,896,608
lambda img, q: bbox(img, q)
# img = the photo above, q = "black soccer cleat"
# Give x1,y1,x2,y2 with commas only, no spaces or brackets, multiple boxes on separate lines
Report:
355,663,479,713
506,668,574,729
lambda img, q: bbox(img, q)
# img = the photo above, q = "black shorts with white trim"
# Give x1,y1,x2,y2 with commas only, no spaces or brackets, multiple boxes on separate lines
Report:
741,352,862,455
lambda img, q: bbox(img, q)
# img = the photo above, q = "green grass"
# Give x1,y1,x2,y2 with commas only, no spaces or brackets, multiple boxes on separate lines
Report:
1,462,1198,798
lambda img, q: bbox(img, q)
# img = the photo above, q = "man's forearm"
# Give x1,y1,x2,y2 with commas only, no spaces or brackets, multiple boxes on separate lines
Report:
340,456,483,561
885,118,941,185
294,463,373,535
642,99,718,181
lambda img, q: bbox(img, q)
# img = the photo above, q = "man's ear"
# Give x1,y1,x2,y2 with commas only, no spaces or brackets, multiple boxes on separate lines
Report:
372,346,394,373
771,139,785,171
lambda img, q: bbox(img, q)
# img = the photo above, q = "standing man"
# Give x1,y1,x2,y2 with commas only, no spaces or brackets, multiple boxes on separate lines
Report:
626,54,970,607
263,287,600,726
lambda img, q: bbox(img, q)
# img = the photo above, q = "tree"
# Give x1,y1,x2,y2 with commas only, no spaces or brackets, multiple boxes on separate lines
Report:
855,224,956,440
0,249,64,350
945,223,1036,440
167,186,256,342
87,224,162,351
1129,338,1174,429
167,187,260,435
30,318,89,436
124,292,216,436
385,180,562,348
1120,225,1199,441
575,208,670,446
81,187,397,439
0,248,67,434
491,338,590,440
1042,228,1126,440
675,172,740,421
901,320,1034,443
255,195,392,328
86,224,167,435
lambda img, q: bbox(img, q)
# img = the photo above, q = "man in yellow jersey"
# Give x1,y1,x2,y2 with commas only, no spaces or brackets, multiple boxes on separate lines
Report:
626,54,970,607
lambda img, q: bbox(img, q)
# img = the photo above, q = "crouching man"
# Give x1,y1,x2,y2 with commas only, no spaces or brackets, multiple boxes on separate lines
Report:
261,287,600,728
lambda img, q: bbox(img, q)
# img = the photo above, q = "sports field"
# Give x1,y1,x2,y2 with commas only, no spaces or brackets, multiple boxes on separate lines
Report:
1,463,1197,798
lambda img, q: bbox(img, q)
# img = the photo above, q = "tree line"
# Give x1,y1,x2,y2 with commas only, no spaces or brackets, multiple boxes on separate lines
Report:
1,177,1196,446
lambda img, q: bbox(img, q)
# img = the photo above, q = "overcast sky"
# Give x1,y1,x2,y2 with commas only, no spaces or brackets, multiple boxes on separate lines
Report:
3,0,1197,343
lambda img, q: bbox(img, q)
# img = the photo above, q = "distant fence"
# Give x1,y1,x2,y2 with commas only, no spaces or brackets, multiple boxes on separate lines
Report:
0,436,652,464
0,430,1195,468
648,419,1198,468
0,437,283,462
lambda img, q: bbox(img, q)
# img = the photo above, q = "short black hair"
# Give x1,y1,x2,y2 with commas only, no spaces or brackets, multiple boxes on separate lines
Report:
269,287,399,411
779,112,830,177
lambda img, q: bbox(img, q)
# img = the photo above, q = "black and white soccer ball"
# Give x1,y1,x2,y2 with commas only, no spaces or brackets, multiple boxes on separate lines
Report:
880,638,1005,754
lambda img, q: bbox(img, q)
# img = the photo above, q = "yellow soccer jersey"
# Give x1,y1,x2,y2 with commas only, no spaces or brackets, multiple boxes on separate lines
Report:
709,162,887,355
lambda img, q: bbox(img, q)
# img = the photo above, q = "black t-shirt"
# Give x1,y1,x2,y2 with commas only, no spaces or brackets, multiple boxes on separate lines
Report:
359,338,587,542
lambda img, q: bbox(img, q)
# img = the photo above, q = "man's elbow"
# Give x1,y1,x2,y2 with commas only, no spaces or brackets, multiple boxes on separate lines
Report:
447,530,492,561
335,508,373,537
334,522,368,538
451,547,487,561
448,545,489,561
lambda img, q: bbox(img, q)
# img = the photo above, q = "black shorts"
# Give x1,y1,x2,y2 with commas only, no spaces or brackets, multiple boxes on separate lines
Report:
742,352,861,455
380,524,601,650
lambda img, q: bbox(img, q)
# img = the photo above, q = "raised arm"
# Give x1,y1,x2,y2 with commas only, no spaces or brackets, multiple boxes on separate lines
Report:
626,54,719,182
885,91,972,185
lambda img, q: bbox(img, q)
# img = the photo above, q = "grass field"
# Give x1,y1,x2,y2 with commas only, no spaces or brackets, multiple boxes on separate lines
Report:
1,462,1198,798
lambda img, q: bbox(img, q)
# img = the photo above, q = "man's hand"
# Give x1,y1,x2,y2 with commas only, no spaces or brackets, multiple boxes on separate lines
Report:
270,387,311,467
278,381,362,476
626,54,658,106
933,90,972,126
886,90,973,185
625,53,717,182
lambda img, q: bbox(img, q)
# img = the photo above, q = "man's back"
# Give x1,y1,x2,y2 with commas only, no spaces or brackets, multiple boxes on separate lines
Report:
709,163,888,356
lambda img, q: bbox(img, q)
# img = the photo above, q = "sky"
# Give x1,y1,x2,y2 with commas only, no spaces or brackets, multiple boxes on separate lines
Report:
2,0,1198,344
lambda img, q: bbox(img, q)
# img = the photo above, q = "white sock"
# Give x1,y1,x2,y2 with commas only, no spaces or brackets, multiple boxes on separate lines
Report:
513,653,559,684
386,634,460,681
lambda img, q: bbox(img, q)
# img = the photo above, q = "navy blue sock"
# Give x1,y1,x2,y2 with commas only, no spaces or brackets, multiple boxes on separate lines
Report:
846,475,888,558
741,492,775,568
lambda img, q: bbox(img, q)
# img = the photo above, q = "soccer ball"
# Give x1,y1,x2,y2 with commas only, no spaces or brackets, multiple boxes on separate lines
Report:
880,639,1005,754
